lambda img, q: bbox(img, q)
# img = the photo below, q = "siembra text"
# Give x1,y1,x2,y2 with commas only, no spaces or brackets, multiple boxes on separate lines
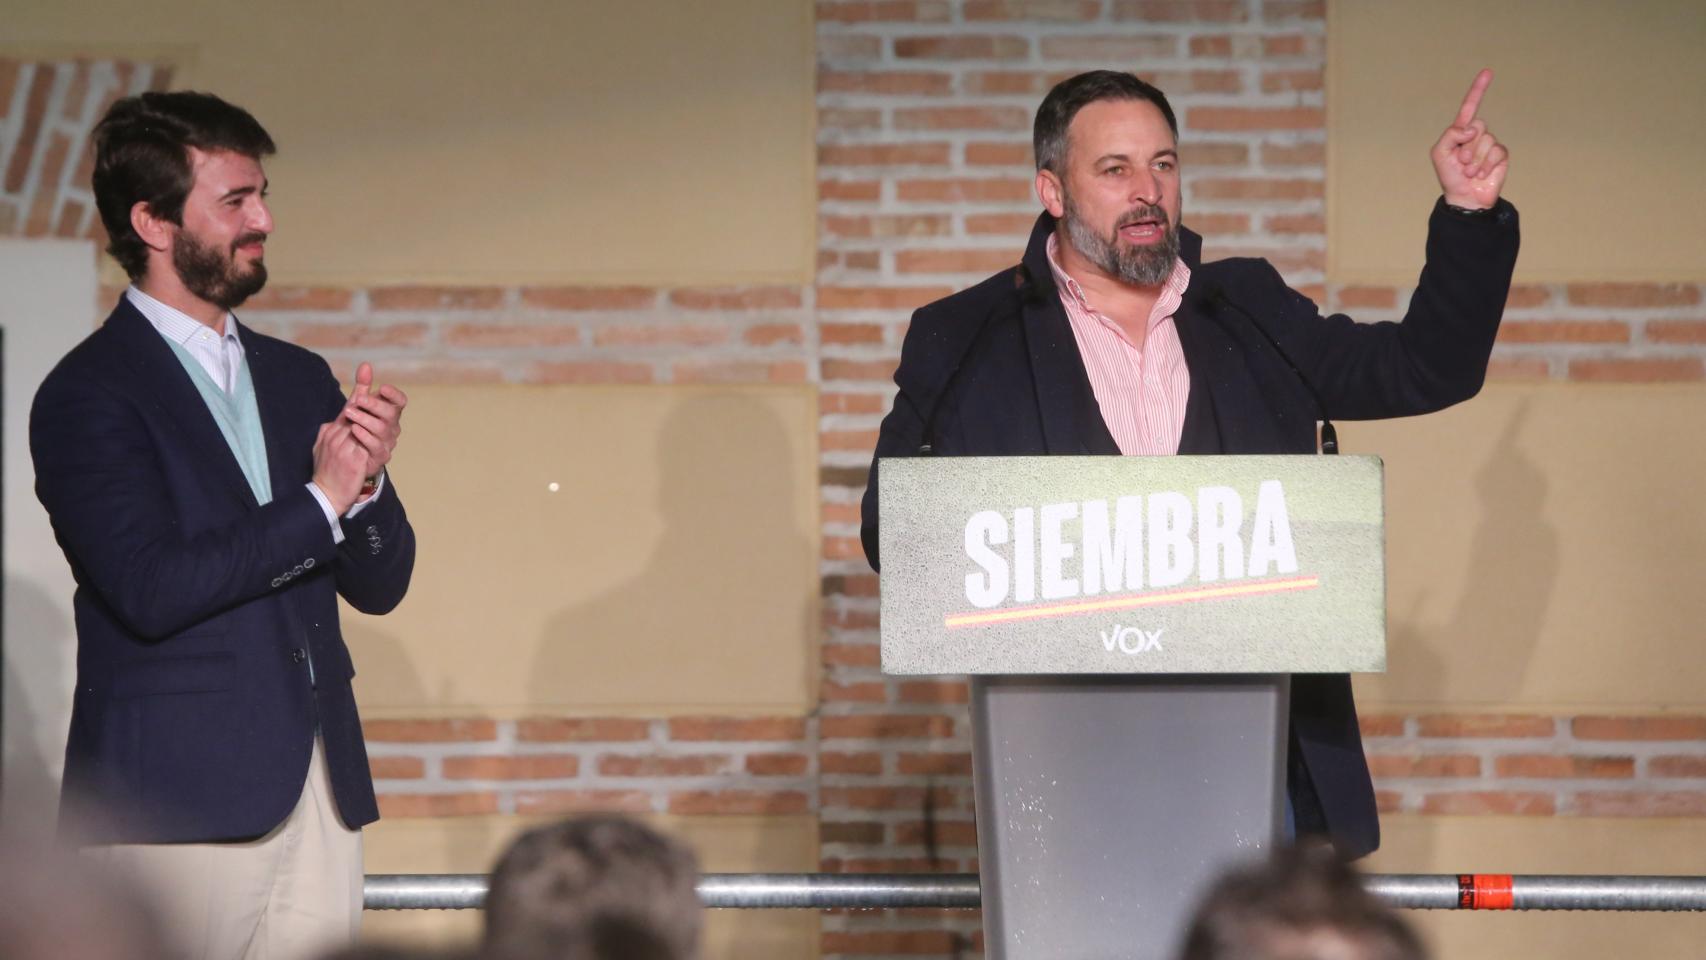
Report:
962,480,1299,609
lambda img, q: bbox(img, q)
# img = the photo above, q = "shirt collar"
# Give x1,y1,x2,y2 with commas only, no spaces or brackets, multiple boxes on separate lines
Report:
1044,233,1192,324
1044,233,1094,311
126,285,242,349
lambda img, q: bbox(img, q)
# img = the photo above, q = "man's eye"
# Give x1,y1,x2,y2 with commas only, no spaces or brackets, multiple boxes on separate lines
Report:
1104,165,1125,176
1155,161,1175,172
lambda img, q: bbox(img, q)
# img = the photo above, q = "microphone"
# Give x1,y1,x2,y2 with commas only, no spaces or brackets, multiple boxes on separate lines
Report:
918,328,979,455
916,288,1010,456
1201,284,1338,454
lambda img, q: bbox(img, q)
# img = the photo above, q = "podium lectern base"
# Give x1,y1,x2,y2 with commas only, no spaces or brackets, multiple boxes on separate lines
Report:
970,674,1290,960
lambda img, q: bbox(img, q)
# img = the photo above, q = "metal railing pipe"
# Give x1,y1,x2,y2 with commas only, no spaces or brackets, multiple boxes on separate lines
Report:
363,873,982,911
697,873,982,910
366,874,489,911
365,873,1706,913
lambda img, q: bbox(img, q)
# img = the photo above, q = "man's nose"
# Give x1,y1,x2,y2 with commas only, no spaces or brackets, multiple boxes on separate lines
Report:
1129,170,1161,206
250,197,275,235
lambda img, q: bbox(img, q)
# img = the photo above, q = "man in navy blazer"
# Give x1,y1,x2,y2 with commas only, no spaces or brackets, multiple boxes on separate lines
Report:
31,92,414,958
861,71,1517,859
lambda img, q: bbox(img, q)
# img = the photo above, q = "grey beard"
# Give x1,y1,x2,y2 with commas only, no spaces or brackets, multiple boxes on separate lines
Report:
1062,197,1180,287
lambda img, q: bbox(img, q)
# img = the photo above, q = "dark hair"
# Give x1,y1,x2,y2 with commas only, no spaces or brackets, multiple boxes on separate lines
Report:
91,91,275,280
1179,846,1427,960
1033,70,1178,173
484,815,703,960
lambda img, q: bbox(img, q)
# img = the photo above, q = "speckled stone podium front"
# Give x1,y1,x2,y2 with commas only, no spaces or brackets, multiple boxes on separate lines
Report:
879,455,1386,676
878,456,1387,960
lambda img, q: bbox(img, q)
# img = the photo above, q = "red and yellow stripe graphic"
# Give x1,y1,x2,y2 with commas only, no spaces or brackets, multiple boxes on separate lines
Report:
943,575,1321,629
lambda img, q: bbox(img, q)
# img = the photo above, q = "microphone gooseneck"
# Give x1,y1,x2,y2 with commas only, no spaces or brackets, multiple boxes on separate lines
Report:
918,285,1012,456
1203,284,1338,455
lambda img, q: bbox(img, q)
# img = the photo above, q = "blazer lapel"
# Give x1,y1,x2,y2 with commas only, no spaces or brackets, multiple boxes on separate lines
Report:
105,299,260,510
1017,213,1119,456
1171,286,1228,455
1168,225,1238,455
238,318,311,503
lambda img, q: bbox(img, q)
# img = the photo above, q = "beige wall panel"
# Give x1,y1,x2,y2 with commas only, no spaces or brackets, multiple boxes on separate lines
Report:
362,813,819,957
1342,384,1706,709
1327,0,1706,284
6,0,816,287
342,385,820,716
1366,815,1706,958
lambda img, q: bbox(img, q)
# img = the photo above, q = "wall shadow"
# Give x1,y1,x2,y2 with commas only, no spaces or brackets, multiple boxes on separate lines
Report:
1387,404,1558,701
1,576,72,841
1381,403,1559,871
532,392,815,870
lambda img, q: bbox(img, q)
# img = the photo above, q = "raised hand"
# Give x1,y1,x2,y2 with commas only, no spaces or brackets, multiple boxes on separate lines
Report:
340,361,408,483
1431,68,1509,211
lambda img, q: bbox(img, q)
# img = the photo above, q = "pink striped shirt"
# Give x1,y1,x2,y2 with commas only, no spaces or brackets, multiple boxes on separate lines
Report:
1045,233,1192,455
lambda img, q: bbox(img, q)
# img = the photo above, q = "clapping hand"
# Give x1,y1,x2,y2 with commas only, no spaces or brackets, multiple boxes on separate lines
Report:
341,362,408,492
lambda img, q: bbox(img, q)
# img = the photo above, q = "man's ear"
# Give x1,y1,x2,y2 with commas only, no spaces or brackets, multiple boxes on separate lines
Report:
1035,168,1066,218
130,201,172,254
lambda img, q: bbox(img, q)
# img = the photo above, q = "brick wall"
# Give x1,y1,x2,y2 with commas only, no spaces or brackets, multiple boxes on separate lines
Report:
364,716,816,820
5,4,1706,957
1363,712,1706,818
0,59,172,239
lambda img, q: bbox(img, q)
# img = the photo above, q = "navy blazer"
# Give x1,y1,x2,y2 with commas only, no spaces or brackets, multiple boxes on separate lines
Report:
31,297,416,844
862,199,1519,859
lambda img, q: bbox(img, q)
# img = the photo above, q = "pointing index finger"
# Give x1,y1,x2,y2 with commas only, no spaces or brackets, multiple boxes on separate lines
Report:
1454,68,1493,128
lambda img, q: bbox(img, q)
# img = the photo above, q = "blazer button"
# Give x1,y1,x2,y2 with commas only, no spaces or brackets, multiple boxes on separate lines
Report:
291,648,307,664
304,557,316,570
292,564,305,576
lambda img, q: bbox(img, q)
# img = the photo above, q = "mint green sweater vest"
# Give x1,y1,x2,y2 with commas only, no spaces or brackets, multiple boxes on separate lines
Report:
161,336,273,505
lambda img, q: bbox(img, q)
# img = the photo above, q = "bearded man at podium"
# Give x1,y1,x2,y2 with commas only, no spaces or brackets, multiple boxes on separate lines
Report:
861,68,1517,859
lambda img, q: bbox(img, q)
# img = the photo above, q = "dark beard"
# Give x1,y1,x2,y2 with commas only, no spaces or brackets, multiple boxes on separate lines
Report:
1062,193,1180,287
172,229,268,310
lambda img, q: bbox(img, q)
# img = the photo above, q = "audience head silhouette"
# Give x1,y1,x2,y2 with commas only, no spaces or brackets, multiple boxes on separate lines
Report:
1179,845,1427,960
483,815,702,960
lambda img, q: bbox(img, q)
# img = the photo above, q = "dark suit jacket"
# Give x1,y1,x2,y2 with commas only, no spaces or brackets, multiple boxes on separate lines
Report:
861,199,1519,859
31,296,416,844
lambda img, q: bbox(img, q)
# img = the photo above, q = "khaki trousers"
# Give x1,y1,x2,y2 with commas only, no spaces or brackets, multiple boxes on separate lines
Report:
85,738,363,960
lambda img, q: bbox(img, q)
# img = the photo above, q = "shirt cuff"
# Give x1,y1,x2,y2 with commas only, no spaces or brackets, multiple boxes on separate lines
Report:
347,471,385,518
306,482,346,546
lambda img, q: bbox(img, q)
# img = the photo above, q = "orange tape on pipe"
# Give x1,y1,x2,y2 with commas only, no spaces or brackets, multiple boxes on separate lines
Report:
1456,874,1515,909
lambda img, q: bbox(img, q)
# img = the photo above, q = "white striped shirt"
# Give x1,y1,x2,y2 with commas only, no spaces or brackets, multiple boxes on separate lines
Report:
1045,234,1192,456
127,286,243,393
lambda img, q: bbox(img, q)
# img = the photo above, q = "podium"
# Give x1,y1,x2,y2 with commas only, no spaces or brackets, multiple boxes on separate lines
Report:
878,456,1386,959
